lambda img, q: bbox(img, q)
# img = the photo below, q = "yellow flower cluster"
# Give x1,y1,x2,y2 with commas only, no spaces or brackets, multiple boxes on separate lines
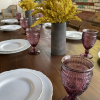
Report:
31,0,82,27
18,0,37,11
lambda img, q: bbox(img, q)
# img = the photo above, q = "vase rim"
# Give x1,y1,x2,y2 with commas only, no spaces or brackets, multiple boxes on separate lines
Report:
61,55,94,73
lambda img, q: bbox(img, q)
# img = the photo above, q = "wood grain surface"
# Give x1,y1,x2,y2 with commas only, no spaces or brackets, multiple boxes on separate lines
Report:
0,22,100,100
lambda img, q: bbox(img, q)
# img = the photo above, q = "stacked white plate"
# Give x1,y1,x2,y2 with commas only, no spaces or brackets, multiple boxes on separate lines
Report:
0,69,53,100
0,25,21,31
66,31,82,40
98,51,100,58
1,19,18,24
0,39,31,54
43,23,51,28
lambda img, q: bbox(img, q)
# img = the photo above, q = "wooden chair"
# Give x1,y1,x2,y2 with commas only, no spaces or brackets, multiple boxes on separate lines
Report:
67,20,82,31
1,5,17,18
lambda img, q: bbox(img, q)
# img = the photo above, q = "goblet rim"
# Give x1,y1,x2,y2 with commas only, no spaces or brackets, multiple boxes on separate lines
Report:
26,27,40,33
61,55,94,73
15,12,21,14
83,29,98,34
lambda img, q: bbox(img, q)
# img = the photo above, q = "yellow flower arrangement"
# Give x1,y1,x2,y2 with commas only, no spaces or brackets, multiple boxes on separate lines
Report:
18,0,37,11
31,0,82,27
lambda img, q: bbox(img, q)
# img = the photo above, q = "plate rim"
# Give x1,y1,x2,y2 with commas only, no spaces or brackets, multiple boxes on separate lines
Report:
66,31,82,40
1,19,18,23
0,25,21,31
0,69,53,100
0,39,31,54
0,70,43,100
0,39,26,51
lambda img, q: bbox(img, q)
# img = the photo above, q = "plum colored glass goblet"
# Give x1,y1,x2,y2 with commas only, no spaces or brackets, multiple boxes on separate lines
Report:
61,55,94,100
15,12,21,25
21,18,29,35
80,29,98,59
26,27,40,55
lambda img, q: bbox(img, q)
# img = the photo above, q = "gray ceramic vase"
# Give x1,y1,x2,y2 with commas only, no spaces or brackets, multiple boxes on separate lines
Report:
51,22,66,55
25,10,32,26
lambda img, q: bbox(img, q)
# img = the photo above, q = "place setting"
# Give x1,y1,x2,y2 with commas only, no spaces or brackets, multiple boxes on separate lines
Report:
1,19,18,24
0,39,31,54
0,12,22,32
0,25,22,31
66,31,82,40
0,68,53,100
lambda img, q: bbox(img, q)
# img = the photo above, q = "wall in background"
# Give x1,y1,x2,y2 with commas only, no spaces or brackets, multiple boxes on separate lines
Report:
0,0,16,12
73,0,100,21
0,0,23,13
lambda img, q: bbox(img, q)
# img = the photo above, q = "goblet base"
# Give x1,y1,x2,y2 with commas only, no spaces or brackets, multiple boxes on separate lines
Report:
61,95,81,100
29,49,40,55
80,53,93,59
18,20,20,25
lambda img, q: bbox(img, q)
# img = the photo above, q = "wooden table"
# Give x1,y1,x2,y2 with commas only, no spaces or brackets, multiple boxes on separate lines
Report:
0,22,100,100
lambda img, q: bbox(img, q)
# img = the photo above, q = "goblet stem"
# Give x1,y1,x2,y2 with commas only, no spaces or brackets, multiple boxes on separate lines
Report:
32,47,36,53
29,47,40,55
23,28,26,35
85,49,89,57
18,20,20,25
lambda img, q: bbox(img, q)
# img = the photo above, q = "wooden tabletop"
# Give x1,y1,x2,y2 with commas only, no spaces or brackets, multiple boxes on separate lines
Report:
0,22,100,100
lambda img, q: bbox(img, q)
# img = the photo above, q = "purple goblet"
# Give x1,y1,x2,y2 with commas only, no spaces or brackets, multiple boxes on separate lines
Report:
81,29,98,59
21,18,29,35
15,12,21,25
26,27,40,55
61,55,94,100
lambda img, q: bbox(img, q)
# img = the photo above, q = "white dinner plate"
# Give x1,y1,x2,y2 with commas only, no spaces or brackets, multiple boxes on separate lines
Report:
0,39,31,54
0,39,25,51
0,25,21,31
0,71,43,100
98,51,100,58
0,69,53,100
1,19,18,24
66,31,82,40
43,23,51,28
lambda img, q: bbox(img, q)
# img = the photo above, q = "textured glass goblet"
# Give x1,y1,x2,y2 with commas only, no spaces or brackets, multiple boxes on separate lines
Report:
21,18,29,35
61,55,94,100
26,27,40,55
81,29,98,59
15,12,21,25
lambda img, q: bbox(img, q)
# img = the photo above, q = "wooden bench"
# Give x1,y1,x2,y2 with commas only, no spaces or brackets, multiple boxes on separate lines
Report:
79,21,100,40
67,20,82,31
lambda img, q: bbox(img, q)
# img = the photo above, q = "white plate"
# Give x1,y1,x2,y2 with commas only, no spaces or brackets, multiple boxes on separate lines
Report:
1,19,18,24
98,51,100,58
0,69,53,100
0,25,21,31
0,71,43,100
0,39,31,54
43,23,51,28
66,31,82,40
0,39,25,51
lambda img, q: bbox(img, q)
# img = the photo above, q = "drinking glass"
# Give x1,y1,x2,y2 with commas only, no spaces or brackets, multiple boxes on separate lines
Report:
61,55,94,100
81,29,98,59
21,18,29,35
15,12,21,25
26,27,40,55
